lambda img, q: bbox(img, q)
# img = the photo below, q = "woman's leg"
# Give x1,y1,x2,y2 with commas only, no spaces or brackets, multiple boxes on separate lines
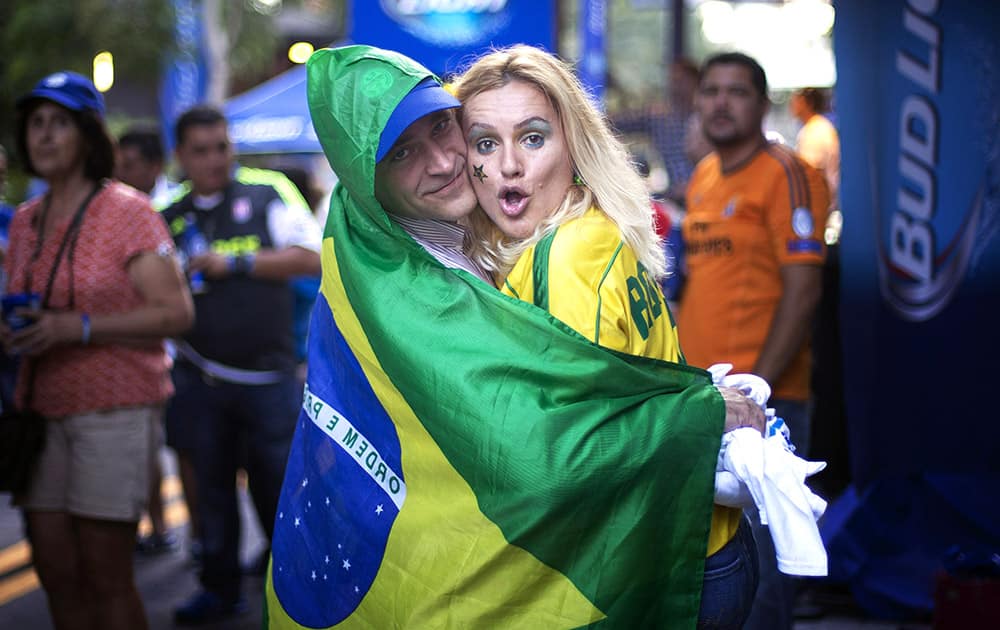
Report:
25,510,91,630
76,516,148,630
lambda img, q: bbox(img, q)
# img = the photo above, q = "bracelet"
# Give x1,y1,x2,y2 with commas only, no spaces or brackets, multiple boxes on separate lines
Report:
228,253,256,276
80,313,91,345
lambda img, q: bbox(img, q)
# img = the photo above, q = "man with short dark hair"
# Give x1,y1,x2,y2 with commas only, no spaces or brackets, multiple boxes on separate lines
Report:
163,104,322,625
679,51,830,630
116,126,180,209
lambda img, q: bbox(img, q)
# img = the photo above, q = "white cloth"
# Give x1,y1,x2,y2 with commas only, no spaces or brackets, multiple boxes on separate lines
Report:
723,428,828,576
707,362,828,576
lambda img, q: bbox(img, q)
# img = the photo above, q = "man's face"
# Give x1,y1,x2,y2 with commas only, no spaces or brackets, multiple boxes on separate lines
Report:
374,108,476,221
175,121,233,195
115,144,160,195
696,63,768,148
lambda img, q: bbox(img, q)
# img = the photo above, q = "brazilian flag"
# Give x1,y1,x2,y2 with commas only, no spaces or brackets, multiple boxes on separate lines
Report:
265,45,725,629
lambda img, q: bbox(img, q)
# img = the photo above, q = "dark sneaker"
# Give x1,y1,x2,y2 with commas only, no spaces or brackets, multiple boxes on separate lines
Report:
135,532,178,556
173,590,248,626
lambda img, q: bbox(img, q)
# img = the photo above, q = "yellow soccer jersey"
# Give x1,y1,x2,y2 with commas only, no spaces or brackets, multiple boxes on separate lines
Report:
501,207,740,555
502,207,683,363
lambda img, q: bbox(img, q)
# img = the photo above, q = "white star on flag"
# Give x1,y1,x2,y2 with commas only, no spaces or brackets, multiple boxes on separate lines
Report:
375,504,383,515
343,559,351,570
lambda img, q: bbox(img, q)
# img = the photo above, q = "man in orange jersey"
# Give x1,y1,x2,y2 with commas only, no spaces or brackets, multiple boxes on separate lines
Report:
679,51,829,630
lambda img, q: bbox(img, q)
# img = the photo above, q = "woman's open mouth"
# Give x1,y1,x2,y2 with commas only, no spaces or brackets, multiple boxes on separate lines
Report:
499,187,528,217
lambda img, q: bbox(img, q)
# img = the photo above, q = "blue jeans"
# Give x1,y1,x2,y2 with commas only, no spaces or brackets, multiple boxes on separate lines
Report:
743,398,812,630
698,516,759,629
166,361,301,601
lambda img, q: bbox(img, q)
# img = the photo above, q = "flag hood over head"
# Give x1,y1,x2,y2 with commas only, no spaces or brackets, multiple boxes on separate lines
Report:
307,44,435,230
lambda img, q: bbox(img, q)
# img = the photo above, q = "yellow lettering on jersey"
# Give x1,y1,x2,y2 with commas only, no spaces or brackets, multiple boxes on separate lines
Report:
627,262,666,341
210,235,262,256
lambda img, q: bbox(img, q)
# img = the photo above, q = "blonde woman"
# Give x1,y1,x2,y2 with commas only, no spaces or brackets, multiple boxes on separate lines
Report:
453,45,759,629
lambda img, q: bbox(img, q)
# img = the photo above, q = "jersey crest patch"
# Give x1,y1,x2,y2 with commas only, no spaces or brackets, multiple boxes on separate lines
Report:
232,197,252,223
792,207,814,238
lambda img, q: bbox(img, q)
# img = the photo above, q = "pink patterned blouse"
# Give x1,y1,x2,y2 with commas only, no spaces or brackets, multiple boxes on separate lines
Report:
5,181,176,417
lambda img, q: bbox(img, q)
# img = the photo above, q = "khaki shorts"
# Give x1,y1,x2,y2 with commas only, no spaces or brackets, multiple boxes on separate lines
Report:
16,405,160,522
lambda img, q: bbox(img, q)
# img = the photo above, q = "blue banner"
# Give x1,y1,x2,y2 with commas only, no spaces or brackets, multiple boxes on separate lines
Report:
827,0,1000,617
159,0,209,153
349,0,555,77
837,0,1000,485
579,0,607,104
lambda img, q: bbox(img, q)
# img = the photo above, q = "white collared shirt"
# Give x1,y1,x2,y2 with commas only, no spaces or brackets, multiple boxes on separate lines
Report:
392,215,491,283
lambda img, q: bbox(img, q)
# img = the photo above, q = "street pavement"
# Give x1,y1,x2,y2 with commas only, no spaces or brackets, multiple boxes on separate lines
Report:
0,451,929,630
0,450,268,630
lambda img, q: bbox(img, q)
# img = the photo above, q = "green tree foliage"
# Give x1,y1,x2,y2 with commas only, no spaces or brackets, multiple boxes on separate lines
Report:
1,1,176,94
0,0,176,169
0,0,306,174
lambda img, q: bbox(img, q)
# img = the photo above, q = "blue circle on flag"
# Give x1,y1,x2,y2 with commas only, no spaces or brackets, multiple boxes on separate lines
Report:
271,299,404,626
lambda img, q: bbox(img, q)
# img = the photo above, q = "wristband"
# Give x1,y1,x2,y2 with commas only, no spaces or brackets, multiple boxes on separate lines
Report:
81,313,91,345
229,253,256,276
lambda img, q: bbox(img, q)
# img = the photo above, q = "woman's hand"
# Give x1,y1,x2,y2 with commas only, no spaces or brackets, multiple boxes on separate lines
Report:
717,385,766,434
6,310,82,356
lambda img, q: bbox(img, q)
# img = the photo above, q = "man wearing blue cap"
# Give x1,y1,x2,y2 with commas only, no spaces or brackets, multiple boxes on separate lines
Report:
371,77,490,280
266,45,761,628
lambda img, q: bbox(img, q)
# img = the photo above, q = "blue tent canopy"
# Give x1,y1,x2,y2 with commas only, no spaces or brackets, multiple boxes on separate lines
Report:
225,63,320,154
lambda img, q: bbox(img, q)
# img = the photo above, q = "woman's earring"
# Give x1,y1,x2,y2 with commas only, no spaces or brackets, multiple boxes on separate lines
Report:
573,173,584,186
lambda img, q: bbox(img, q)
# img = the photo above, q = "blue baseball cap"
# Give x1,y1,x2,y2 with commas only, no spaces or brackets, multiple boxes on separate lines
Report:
376,78,461,163
18,71,106,119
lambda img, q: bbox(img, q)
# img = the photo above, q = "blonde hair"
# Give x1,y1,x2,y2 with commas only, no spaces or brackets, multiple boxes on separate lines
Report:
452,45,666,279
